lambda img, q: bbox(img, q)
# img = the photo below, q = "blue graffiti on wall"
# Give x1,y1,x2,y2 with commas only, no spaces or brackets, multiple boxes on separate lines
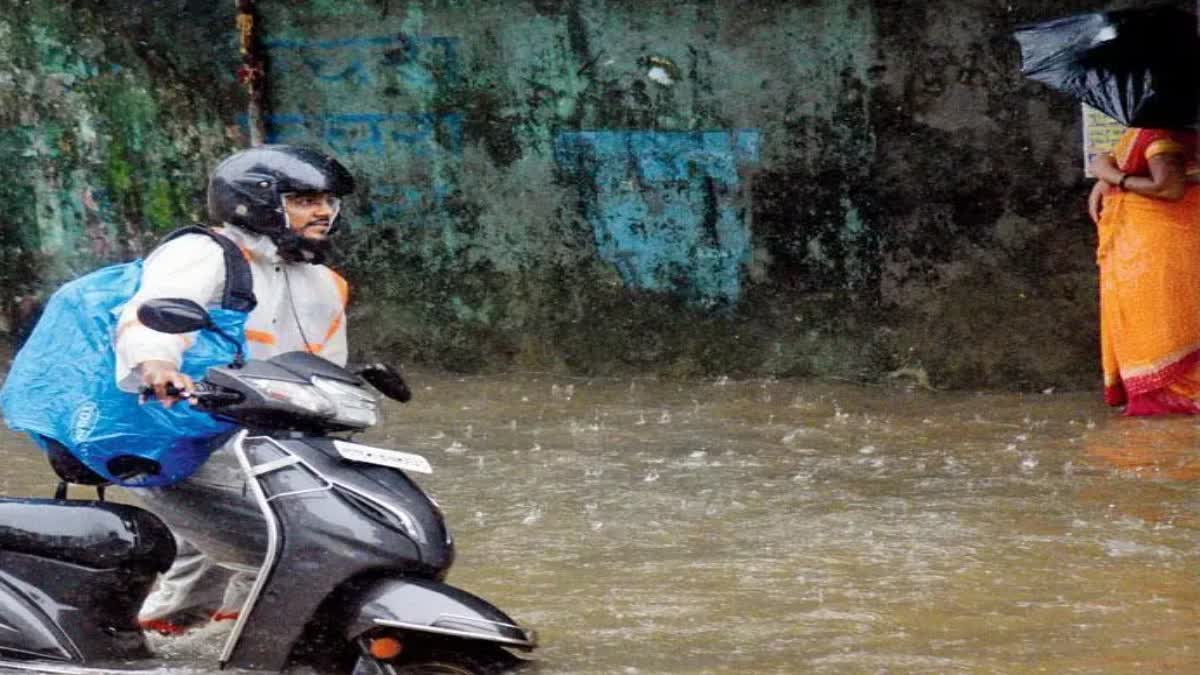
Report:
264,113,462,157
554,131,760,306
262,35,463,224
265,35,461,95
260,113,461,222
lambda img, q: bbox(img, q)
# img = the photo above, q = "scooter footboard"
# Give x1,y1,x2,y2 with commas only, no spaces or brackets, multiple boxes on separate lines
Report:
344,578,536,650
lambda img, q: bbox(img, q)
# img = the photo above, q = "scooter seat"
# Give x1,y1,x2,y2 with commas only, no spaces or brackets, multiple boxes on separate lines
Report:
0,498,175,572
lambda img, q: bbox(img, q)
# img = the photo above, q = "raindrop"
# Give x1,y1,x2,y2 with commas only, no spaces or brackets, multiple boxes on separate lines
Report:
522,505,543,525
445,441,468,454
858,445,876,455
644,470,660,482
635,411,647,426
658,410,671,424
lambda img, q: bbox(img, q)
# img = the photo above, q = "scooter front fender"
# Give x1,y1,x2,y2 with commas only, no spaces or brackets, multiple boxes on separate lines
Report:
344,578,536,650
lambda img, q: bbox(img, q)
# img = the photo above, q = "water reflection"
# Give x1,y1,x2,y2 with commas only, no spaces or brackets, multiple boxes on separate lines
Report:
0,370,1195,673
1085,419,1200,481
1081,419,1200,532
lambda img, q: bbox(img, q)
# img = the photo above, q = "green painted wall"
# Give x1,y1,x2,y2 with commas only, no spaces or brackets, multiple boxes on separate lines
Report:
258,0,885,378
0,0,241,329
2,0,1178,389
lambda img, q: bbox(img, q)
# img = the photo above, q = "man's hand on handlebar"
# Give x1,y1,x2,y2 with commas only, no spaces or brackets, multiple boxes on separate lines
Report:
138,360,194,407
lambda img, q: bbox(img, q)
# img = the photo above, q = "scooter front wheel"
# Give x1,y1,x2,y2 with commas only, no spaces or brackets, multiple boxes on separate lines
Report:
351,641,522,675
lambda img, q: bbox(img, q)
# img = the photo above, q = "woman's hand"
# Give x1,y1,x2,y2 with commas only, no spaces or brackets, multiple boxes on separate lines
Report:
1088,180,1107,224
1089,154,1122,185
1088,150,1186,202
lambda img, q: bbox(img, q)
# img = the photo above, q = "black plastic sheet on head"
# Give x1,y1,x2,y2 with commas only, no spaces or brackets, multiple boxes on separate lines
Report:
1015,4,1199,129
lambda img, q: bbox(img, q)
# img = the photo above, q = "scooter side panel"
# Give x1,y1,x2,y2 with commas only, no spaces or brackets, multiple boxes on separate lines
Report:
223,437,434,672
0,571,73,662
342,578,536,649
0,553,153,663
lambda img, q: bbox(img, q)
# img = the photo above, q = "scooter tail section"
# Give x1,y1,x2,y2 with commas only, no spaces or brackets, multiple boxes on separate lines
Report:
343,578,537,650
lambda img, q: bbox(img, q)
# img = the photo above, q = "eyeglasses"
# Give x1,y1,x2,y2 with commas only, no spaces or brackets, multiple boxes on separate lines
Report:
282,193,341,212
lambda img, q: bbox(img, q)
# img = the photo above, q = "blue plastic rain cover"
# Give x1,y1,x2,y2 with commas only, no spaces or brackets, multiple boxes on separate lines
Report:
0,260,248,487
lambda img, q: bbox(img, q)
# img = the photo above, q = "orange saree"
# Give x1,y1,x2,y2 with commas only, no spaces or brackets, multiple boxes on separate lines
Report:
1098,128,1200,415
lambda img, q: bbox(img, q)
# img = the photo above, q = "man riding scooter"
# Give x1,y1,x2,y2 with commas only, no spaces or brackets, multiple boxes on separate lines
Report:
0,144,537,673
118,145,357,634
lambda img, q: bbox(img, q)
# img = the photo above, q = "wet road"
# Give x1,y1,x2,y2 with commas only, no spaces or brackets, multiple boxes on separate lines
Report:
0,371,1197,673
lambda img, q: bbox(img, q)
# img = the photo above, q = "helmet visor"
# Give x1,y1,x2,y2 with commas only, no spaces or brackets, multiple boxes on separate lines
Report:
281,192,342,235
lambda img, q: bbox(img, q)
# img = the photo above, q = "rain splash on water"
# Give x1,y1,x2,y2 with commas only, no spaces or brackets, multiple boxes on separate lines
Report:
0,370,1196,673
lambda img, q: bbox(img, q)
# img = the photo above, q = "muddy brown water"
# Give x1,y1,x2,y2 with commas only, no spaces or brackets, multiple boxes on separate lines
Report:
0,371,1196,673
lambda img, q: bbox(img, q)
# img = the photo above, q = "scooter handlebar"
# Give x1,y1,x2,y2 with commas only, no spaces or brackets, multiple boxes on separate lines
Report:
138,381,243,408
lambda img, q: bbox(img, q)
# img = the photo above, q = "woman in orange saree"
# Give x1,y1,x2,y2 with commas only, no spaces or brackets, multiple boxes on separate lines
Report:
1089,127,1200,415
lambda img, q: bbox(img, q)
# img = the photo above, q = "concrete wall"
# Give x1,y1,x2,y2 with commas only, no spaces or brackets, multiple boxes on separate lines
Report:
2,0,1186,389
0,1,242,322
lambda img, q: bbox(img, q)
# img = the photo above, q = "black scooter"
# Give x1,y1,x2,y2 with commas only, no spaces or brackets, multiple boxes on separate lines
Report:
0,298,536,674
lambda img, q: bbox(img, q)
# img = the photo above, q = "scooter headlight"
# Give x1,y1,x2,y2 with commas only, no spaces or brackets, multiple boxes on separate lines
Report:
243,377,336,416
312,376,379,427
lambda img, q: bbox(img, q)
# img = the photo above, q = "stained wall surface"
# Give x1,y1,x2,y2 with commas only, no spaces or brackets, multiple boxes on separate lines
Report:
1,0,1180,389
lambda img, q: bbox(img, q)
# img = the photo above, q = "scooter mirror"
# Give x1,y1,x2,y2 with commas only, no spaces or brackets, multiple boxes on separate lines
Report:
137,298,213,334
136,298,246,368
357,363,412,403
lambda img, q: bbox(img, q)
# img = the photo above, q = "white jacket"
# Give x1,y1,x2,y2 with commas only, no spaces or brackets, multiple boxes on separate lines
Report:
115,225,348,391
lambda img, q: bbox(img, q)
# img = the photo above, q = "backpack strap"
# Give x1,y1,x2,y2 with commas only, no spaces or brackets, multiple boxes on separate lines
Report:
156,225,257,313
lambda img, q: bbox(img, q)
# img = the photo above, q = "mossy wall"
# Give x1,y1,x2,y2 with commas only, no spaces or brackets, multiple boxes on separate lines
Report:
0,0,242,322
3,0,1185,389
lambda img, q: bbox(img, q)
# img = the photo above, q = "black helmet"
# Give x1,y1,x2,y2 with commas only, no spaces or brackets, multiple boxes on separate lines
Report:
207,145,355,263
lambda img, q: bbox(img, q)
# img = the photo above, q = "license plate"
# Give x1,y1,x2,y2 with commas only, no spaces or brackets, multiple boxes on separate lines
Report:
333,440,433,474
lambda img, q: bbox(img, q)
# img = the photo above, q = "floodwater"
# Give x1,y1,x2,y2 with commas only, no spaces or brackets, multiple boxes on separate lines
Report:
0,371,1197,674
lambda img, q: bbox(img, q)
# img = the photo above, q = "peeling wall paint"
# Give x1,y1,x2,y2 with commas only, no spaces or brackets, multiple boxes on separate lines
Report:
3,0,1153,389
0,1,241,335
254,0,887,379
554,130,759,305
